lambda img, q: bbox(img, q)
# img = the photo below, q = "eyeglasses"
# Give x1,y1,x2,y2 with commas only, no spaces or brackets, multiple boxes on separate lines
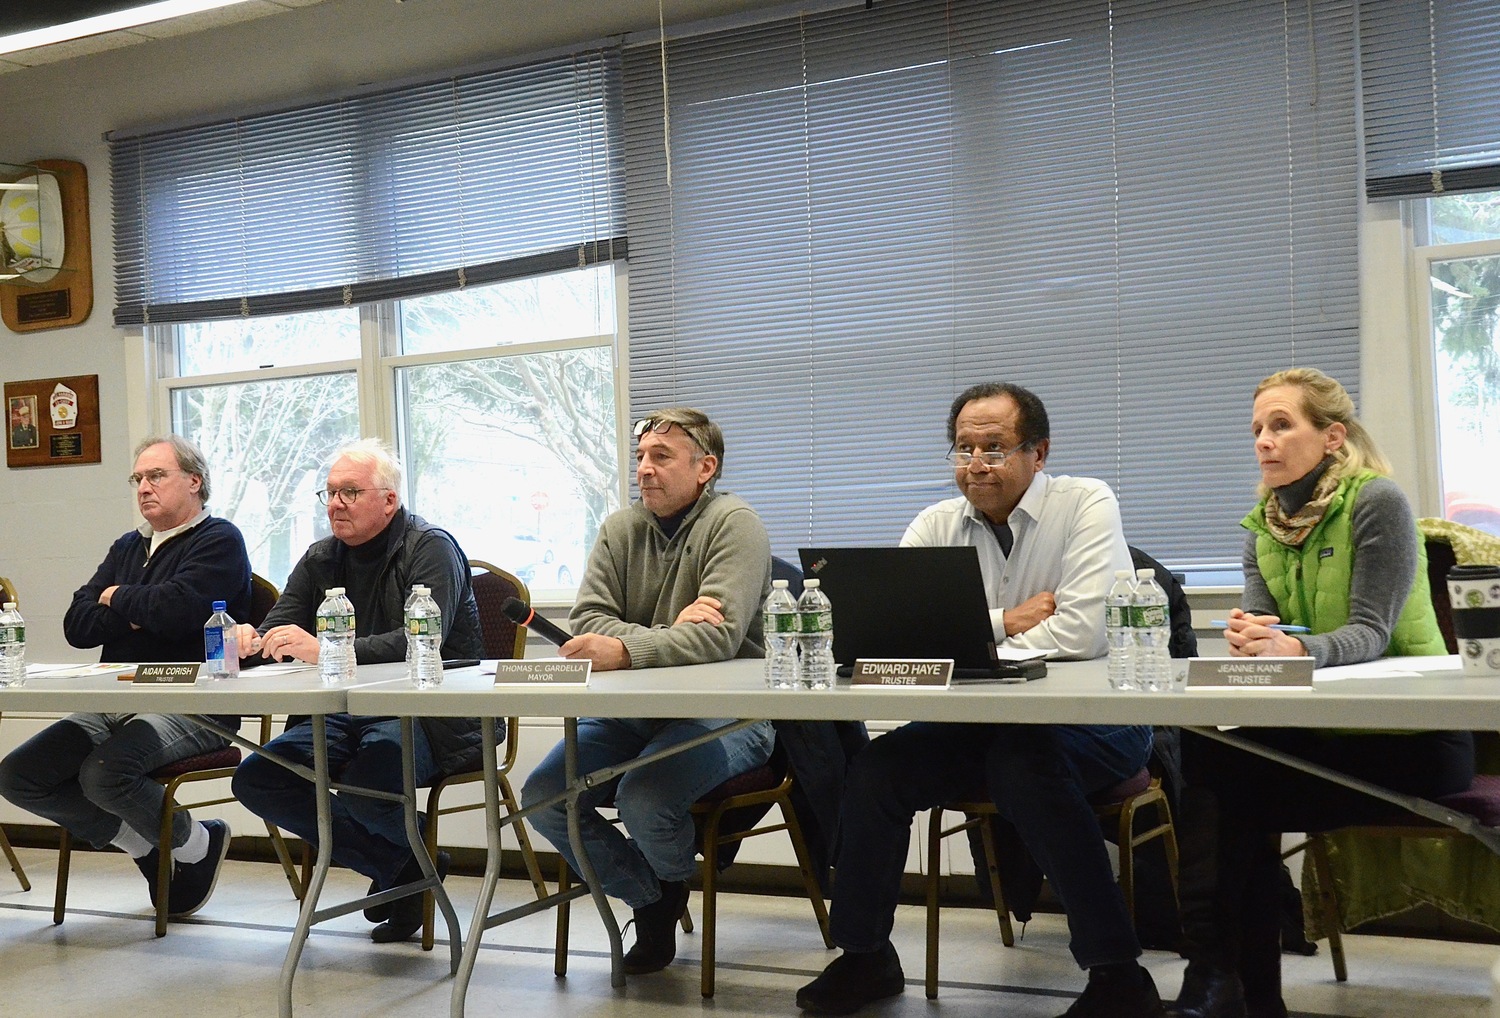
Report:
632,418,675,438
945,443,1031,469
633,417,713,458
127,468,183,487
317,487,390,506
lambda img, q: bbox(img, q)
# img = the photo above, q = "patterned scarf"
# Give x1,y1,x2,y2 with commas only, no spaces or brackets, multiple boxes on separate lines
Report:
1263,466,1342,547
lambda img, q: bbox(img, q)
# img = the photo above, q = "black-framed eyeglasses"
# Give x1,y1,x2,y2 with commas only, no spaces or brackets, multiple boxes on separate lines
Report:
317,487,390,506
945,443,1031,469
632,418,674,438
127,468,184,487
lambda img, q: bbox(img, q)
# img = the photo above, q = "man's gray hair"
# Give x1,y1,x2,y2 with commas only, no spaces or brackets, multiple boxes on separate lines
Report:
134,434,211,505
333,437,404,501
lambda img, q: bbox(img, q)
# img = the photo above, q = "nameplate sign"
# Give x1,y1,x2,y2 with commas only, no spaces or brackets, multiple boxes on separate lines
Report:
492,660,591,686
132,663,201,685
852,659,953,689
1187,657,1314,689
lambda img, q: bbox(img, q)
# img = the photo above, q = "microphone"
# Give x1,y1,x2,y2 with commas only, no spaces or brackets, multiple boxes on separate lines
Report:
500,596,573,646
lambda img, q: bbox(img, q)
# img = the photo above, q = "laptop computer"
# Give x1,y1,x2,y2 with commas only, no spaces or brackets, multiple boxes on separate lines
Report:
797,546,1046,682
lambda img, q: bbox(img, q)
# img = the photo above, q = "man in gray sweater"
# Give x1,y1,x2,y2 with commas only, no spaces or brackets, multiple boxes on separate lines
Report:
522,406,773,975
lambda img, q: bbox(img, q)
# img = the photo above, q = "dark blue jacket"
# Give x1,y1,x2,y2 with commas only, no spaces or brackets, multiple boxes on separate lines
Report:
64,514,252,664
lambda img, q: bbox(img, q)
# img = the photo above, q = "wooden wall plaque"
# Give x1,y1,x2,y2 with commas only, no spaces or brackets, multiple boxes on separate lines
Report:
1,160,94,333
5,374,100,468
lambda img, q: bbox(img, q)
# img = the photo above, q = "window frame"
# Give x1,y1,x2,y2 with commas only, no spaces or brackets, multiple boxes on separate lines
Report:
147,260,632,603
1409,218,1500,523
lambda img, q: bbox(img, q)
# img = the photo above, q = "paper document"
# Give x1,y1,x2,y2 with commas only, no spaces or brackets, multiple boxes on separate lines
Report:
25,662,132,678
250,662,318,676
993,648,1050,663
1314,660,1430,682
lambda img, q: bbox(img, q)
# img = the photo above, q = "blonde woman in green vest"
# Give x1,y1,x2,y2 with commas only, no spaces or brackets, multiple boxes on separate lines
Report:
1168,368,1474,1018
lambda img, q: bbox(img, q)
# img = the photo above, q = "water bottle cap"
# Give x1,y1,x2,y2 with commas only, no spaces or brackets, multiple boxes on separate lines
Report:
803,578,820,588
771,579,789,588
1135,568,1154,580
212,600,227,611
1,602,14,610
326,587,345,596
1115,569,1133,579
415,585,431,594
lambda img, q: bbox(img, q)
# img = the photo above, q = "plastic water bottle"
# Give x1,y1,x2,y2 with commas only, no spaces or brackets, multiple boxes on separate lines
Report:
203,600,240,679
1131,567,1172,692
762,579,800,689
403,584,425,676
1105,569,1136,691
407,586,444,689
316,587,356,685
795,578,835,691
0,602,25,688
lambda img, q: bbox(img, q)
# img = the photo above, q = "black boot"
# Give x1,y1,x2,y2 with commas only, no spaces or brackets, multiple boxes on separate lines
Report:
371,850,449,944
1238,881,1288,1018
1166,959,1246,1018
1063,964,1164,1018
1168,781,1247,1018
621,878,689,974
796,942,905,1015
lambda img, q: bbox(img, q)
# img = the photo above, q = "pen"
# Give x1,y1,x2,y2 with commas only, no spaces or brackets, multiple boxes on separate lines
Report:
1210,620,1311,634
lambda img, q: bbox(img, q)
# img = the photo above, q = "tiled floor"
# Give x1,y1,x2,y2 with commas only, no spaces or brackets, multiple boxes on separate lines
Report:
0,845,1491,1017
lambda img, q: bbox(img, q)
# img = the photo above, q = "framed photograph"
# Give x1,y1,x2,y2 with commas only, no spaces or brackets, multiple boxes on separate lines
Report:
8,395,38,450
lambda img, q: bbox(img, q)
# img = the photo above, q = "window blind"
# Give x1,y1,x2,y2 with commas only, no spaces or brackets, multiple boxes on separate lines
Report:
1361,0,1500,200
110,50,625,325
623,0,1359,577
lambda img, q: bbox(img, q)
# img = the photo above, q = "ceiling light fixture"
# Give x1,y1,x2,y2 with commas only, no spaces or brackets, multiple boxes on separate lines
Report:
0,0,257,57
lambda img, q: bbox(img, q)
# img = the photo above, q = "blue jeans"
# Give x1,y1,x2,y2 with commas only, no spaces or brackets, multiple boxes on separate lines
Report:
0,713,229,849
522,717,776,909
829,721,1152,969
231,713,439,887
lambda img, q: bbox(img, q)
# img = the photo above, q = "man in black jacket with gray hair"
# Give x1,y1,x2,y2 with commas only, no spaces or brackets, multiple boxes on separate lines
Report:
231,438,482,944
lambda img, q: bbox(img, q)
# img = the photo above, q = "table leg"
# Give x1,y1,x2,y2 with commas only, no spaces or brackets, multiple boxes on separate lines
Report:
279,714,331,1018
400,716,463,972
564,715,625,988
452,718,504,1018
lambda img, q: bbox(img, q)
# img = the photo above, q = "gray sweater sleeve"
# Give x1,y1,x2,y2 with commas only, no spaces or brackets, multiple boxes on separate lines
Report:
1243,478,1419,667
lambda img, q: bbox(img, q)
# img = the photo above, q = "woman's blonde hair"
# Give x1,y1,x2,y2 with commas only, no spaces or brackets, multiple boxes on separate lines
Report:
1254,367,1390,493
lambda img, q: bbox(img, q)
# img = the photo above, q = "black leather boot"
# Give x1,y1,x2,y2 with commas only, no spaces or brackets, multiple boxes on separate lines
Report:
1166,959,1246,1018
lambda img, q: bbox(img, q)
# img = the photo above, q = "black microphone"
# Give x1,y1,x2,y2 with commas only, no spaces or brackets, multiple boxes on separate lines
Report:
500,596,573,646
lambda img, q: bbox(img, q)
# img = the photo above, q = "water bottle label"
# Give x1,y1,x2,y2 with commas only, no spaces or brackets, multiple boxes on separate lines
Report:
318,613,355,635
204,628,226,658
408,618,438,637
799,610,833,634
763,612,799,634
1105,605,1126,628
0,625,21,644
1130,604,1167,628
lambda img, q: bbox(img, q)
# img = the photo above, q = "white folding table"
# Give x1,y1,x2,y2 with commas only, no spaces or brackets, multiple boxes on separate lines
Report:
2,663,461,1018
346,653,1498,1017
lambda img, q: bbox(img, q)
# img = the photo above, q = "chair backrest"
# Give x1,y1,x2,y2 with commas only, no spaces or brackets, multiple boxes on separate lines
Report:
1128,545,1196,659
248,573,279,628
771,555,804,598
469,559,531,659
1425,536,1459,654
0,576,15,606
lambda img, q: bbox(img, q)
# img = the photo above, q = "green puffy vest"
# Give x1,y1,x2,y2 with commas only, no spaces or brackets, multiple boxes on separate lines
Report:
1242,470,1447,658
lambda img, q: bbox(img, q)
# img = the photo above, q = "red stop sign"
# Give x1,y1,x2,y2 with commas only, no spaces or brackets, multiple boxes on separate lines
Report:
530,490,550,511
